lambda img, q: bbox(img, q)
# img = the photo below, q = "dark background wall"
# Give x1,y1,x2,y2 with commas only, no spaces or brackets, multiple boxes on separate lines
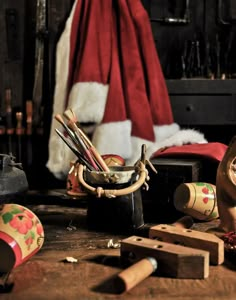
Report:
143,0,236,146
0,0,236,189
143,0,236,79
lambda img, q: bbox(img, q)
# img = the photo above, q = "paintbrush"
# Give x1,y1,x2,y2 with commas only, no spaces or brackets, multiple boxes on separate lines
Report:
55,114,99,171
55,128,94,170
54,114,78,146
72,129,100,171
63,108,110,172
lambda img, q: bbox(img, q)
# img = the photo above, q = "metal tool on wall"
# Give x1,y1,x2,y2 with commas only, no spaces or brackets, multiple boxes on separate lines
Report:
32,0,47,133
218,0,236,25
150,0,190,25
25,100,33,167
5,8,20,61
0,116,6,154
15,112,24,163
5,89,14,157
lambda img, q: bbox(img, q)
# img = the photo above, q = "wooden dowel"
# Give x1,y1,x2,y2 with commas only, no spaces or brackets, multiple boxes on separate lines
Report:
115,257,158,294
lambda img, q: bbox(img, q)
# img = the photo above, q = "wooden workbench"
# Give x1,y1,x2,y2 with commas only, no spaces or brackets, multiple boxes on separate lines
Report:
1,195,236,300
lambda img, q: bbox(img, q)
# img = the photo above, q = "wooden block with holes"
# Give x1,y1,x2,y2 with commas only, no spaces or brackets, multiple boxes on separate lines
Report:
120,236,209,279
149,224,224,265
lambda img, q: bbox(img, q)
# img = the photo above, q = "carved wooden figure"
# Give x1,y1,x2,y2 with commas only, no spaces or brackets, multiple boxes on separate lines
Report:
216,136,236,233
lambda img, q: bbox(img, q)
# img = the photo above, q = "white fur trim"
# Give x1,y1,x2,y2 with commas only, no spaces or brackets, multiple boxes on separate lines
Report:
154,123,180,141
146,128,208,159
126,136,154,166
47,81,108,179
46,2,77,178
92,120,132,158
53,1,77,118
68,82,109,123
46,134,76,179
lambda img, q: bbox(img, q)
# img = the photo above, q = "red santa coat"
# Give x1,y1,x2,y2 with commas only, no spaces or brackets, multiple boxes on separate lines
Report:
47,0,206,179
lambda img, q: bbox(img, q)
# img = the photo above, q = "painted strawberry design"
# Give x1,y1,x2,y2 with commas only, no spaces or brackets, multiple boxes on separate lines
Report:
36,223,44,235
202,187,209,194
24,210,35,219
9,214,33,234
25,236,34,247
0,204,44,250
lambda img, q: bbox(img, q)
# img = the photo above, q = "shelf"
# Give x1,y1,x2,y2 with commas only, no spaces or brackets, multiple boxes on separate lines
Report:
166,79,236,95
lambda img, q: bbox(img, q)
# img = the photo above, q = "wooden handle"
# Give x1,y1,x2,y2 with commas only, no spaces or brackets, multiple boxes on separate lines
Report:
89,145,110,172
16,112,24,135
26,100,33,135
115,257,157,293
172,216,194,229
70,122,110,172
78,162,147,197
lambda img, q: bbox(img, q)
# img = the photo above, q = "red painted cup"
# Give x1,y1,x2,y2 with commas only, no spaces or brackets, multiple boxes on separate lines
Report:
101,154,125,167
173,182,219,221
0,204,44,272
66,160,88,197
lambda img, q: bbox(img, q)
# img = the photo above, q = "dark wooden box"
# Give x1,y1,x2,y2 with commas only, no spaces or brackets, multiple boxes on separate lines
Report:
141,158,203,224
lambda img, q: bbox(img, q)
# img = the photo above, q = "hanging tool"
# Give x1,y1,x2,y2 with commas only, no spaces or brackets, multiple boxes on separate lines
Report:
32,0,47,133
150,0,190,25
5,8,20,60
217,0,236,25
223,30,234,78
215,34,221,79
26,100,33,166
5,89,14,156
195,40,202,77
0,116,6,154
15,112,24,162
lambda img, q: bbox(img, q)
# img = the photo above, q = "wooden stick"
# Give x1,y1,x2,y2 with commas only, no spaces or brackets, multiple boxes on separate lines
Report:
115,257,157,294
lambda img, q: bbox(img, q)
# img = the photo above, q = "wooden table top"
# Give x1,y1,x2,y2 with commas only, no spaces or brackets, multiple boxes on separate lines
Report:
1,199,236,300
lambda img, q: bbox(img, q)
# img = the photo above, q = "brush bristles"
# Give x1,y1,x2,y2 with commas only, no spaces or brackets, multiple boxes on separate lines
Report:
54,114,64,124
63,108,77,123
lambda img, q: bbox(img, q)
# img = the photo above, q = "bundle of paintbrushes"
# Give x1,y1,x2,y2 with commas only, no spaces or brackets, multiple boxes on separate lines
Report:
54,109,110,172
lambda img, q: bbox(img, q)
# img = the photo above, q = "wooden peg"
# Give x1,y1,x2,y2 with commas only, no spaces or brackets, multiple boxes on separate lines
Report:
115,256,158,293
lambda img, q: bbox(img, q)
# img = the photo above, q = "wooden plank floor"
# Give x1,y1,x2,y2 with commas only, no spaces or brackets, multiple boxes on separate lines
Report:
1,201,236,300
